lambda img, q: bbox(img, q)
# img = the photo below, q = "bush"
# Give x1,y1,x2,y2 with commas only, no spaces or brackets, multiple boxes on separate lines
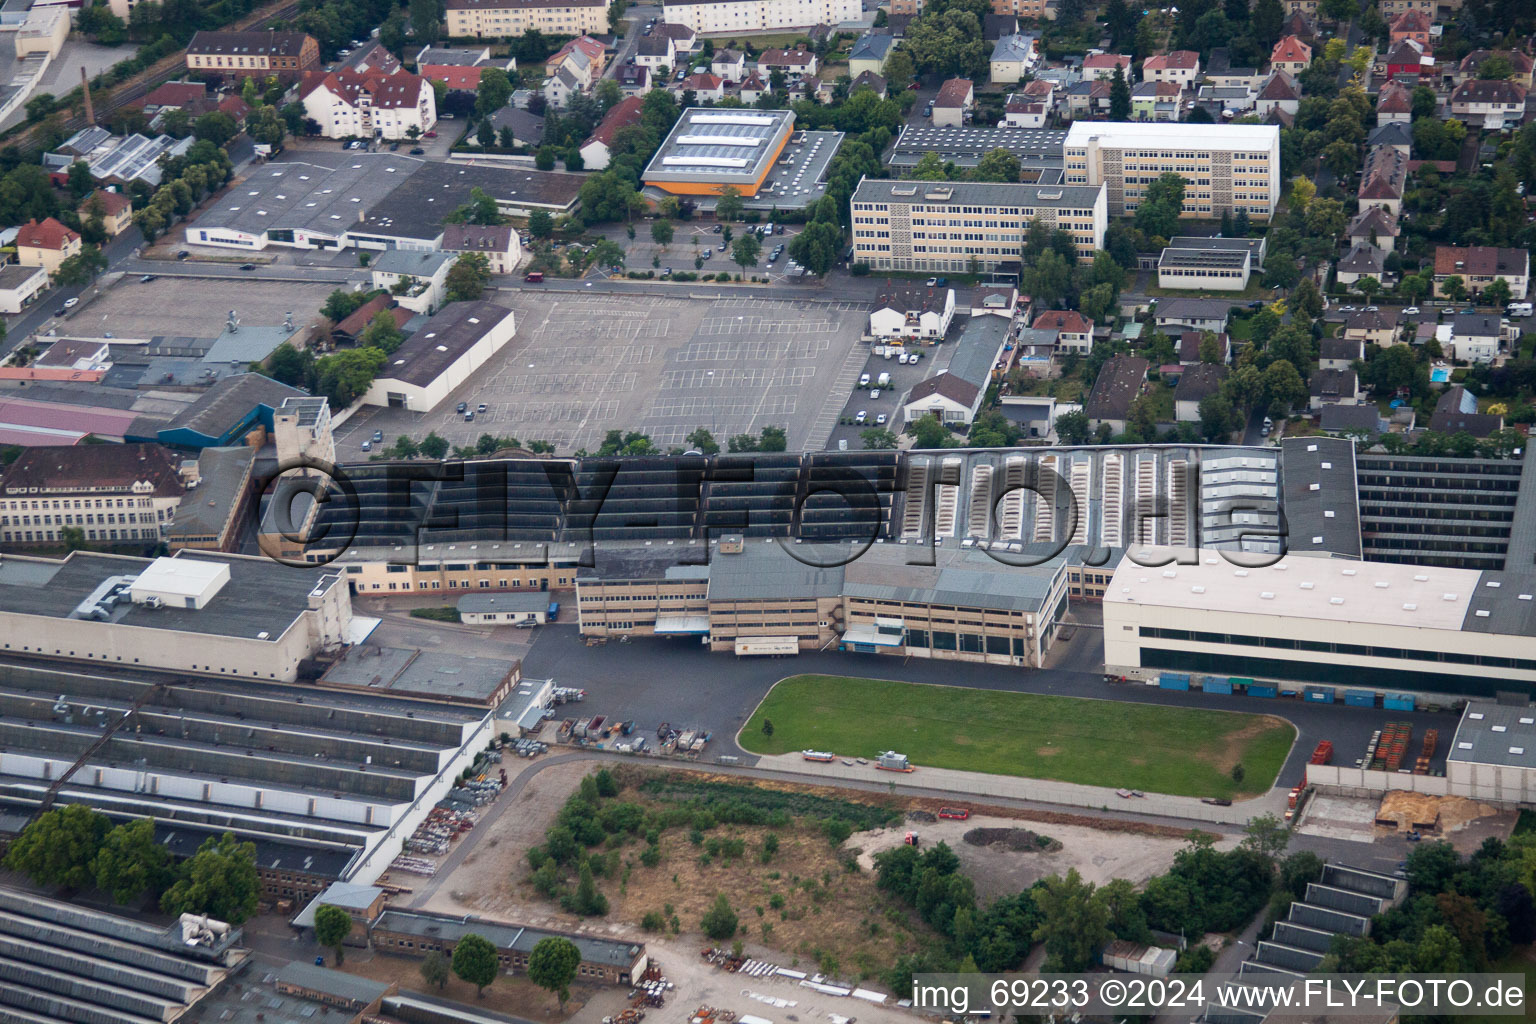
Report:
851,262,871,276
640,844,662,868
822,818,854,846
701,894,739,939
409,607,461,622
641,910,665,931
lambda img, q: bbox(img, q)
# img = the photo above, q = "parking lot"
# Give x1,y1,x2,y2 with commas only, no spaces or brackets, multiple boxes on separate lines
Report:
826,321,962,449
334,290,872,453
586,221,807,283
66,275,338,340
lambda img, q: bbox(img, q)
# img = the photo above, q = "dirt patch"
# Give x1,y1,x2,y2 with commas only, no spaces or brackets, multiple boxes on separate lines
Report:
907,810,937,823
1376,792,1500,833
1037,746,1062,757
1196,716,1288,774
339,951,594,1022
963,827,1062,853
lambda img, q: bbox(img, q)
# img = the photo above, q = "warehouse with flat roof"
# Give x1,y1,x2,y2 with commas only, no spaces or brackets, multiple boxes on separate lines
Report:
642,108,796,197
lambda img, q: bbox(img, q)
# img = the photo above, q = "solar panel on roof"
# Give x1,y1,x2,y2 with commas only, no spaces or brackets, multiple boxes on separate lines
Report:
690,113,776,124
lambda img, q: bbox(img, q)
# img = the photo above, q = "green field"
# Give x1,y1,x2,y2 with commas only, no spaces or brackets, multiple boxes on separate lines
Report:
740,675,1296,799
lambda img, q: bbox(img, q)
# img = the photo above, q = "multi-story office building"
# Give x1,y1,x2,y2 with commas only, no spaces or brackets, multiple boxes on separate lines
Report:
442,0,608,39
659,0,862,34
1063,121,1281,220
0,444,185,546
849,176,1106,273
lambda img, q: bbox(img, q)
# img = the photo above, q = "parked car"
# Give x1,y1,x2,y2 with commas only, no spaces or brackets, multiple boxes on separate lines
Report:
870,388,880,400
875,413,887,425
139,274,156,283
372,430,384,442
464,410,475,422
855,410,867,424
410,147,425,155
424,131,437,138
456,402,468,414
361,440,372,451
925,277,938,286
1403,306,1420,315
175,250,190,260
713,223,723,233
477,403,488,413
62,297,78,309
239,263,255,271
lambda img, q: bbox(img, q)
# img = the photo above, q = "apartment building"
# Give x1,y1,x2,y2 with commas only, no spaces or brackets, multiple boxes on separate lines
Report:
0,444,186,546
1433,245,1531,299
185,31,320,81
659,0,862,34
442,0,608,39
1062,121,1281,220
987,0,1056,20
849,176,1107,274
299,69,437,140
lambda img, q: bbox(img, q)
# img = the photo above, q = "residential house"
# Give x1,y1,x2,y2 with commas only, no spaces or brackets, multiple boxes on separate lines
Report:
1195,83,1256,114
1359,144,1408,215
1335,243,1386,287
654,22,697,53
635,34,676,71
1132,80,1183,121
982,12,1019,39
441,223,522,275
414,46,514,91
990,34,1037,84
901,374,986,427
486,105,544,146
1065,78,1111,118
1346,206,1400,252
1177,331,1230,365
1342,309,1402,346
549,35,606,80
442,0,608,39
793,74,833,103
711,48,746,82
1153,298,1230,333
1269,35,1311,75
1204,47,1258,88
1430,386,1503,436
758,48,817,77
972,284,1018,316
616,64,652,95
932,77,974,125
1085,355,1149,434
1449,313,1502,363
1141,50,1199,86
1320,403,1386,436
15,217,80,277
898,312,1009,427
1005,93,1049,127
1318,337,1364,370
1174,363,1227,422
332,294,409,346
1280,9,1315,40
1449,79,1527,129
1253,71,1300,118
850,71,887,97
1376,79,1414,123
1032,310,1092,353
1453,50,1534,89
739,70,767,102
544,64,584,108
1434,246,1530,299
370,249,456,315
185,30,320,82
1082,52,1132,80
299,69,436,140
1377,39,1432,79
78,189,133,237
869,284,956,340
1367,121,1414,153
580,96,644,170
1308,369,1362,411
0,264,48,314
1389,10,1432,47
848,33,894,77
680,72,724,101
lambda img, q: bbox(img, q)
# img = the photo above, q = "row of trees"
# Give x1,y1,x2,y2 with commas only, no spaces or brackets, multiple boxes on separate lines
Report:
591,425,787,457
132,139,234,242
4,805,261,922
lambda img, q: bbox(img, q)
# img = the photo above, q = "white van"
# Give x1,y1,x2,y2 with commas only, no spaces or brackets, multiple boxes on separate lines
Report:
1508,302,1533,317
859,372,871,388
877,371,891,387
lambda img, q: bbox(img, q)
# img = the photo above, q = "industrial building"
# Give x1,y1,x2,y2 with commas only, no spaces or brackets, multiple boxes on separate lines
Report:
0,653,496,902
1063,121,1282,219
361,300,516,412
0,550,350,681
850,177,1107,273
370,909,649,984
886,125,1067,175
0,442,187,546
642,108,796,198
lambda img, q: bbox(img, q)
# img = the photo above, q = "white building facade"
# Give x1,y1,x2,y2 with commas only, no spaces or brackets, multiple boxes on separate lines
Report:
659,0,862,33
1063,121,1281,220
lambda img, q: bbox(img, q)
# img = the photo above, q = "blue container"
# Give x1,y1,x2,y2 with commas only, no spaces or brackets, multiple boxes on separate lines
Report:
1384,692,1416,711
1159,673,1191,691
1203,677,1234,695
1305,687,1335,704
1344,689,1375,708
1248,683,1278,698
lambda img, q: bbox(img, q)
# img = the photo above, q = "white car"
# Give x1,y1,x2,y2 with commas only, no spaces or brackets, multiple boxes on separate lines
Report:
925,277,938,286
876,413,887,425
870,388,881,399
855,410,867,424
63,297,79,308
1403,306,1420,315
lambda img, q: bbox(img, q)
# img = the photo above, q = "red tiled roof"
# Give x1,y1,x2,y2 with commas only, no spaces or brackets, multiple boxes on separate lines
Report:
1032,310,1091,334
1451,79,1527,105
1435,245,1530,278
1376,79,1412,112
1390,10,1431,32
1258,71,1300,100
1143,50,1198,71
1083,52,1131,70
681,73,722,90
81,190,132,216
300,68,428,109
1022,78,1053,97
18,217,79,251
586,96,644,149
141,81,207,108
759,47,814,66
935,77,973,107
0,442,185,498
1270,35,1311,64
552,35,605,64
1459,49,1533,75
741,71,765,90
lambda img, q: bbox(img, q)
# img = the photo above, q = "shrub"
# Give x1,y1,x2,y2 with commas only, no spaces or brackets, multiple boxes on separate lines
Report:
701,894,739,939
641,910,665,931
640,844,662,868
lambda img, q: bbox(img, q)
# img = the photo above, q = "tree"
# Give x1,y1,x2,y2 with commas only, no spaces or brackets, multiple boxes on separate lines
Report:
4,804,110,890
1476,54,1514,81
360,310,406,354
247,105,288,148
420,950,451,990
529,209,554,239
447,186,501,226
1133,172,1186,240
315,347,387,408
651,219,674,246
477,119,496,147
728,432,759,453
1079,282,1117,324
759,425,788,451
761,718,774,736
446,253,492,302
702,894,739,939
972,147,1021,183
1321,139,1359,179
1055,409,1090,444
884,47,915,87
528,936,581,1009
910,412,954,449
314,905,354,965
1109,65,1131,120
1291,277,1324,320
860,427,899,449
193,111,238,146
731,232,761,270
93,819,170,904
1033,869,1111,972
475,67,514,118
1019,249,1072,309
1262,253,1300,290
419,432,450,459
1482,278,1513,308
322,288,371,322
1199,392,1238,442
684,427,719,453
714,185,744,222
66,160,95,202
1318,0,1356,23
53,245,109,286
160,832,260,924
452,934,500,997
1441,275,1467,303
909,151,950,181
1240,813,1291,866
788,221,841,276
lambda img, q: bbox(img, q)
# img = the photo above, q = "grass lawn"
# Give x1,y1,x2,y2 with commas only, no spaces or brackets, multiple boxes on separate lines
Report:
740,675,1295,799
1147,283,1273,301
1228,317,1255,342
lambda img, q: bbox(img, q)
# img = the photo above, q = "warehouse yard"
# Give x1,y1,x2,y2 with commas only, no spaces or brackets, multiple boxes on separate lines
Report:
740,676,1296,799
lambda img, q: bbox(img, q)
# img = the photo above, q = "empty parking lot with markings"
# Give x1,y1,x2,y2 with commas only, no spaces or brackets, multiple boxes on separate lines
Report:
336,291,872,453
